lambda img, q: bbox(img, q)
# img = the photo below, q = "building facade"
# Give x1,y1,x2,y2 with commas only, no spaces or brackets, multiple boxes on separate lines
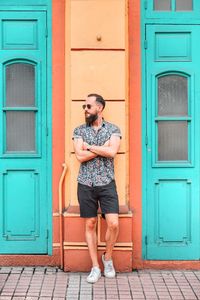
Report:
1,0,200,271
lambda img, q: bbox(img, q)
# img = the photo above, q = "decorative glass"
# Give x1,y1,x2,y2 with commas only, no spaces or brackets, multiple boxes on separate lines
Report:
158,75,188,116
158,121,188,161
154,0,171,11
6,111,35,152
176,0,193,11
6,63,35,107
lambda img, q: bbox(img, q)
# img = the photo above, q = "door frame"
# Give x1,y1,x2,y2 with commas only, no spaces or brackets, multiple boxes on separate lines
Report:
0,3,52,254
142,20,200,259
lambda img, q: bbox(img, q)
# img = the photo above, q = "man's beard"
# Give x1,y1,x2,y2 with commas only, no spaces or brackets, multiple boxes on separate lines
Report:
85,113,98,125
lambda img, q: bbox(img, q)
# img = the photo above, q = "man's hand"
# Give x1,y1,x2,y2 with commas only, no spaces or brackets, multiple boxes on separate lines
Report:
73,138,97,163
82,142,90,151
83,139,110,151
88,136,120,158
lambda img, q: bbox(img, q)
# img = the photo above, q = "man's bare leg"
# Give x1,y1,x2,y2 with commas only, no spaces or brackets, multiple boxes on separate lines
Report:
85,217,99,267
104,213,119,260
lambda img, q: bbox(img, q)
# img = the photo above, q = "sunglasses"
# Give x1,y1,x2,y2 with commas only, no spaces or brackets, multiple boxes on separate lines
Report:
82,104,92,110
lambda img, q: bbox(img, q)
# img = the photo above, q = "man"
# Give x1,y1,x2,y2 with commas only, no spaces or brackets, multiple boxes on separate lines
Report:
73,93,121,283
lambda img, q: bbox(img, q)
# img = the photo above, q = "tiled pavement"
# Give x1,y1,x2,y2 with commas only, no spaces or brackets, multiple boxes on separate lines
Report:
1,267,200,300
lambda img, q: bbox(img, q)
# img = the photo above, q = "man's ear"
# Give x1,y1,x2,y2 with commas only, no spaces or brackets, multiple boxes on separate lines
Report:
99,105,104,112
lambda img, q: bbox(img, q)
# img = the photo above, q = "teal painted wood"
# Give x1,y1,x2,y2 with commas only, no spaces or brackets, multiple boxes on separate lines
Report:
144,24,200,259
145,0,200,19
46,1,52,255
0,9,51,254
0,0,49,6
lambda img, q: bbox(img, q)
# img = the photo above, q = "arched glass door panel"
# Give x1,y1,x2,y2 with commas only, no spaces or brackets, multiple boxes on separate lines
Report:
157,74,189,162
6,63,35,107
4,62,37,153
158,75,188,116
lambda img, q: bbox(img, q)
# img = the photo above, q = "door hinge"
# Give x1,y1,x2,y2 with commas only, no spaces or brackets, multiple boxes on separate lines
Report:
144,0,148,9
145,236,148,245
144,40,148,49
45,27,48,37
46,229,49,239
46,127,49,136
145,136,148,145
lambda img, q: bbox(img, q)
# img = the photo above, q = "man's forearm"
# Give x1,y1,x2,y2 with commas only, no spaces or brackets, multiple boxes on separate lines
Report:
76,149,97,163
89,145,117,158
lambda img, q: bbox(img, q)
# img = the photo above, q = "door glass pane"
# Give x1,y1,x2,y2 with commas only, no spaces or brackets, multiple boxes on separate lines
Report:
6,111,35,152
158,75,188,116
176,0,193,11
158,121,188,161
154,0,171,10
6,63,35,107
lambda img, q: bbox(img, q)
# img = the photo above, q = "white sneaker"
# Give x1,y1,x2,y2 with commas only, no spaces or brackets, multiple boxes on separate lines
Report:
86,267,101,283
102,254,116,278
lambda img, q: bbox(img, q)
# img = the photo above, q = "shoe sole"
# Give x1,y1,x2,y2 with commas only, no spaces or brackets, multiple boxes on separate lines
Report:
87,274,101,283
104,272,116,278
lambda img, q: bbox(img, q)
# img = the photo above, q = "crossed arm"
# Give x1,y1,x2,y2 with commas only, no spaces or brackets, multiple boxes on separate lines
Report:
73,135,121,163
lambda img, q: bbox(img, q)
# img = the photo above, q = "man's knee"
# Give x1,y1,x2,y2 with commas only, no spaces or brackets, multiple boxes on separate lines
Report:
85,217,97,232
107,218,119,232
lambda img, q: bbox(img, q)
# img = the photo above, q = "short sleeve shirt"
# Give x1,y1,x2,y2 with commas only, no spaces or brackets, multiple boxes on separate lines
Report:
73,120,122,187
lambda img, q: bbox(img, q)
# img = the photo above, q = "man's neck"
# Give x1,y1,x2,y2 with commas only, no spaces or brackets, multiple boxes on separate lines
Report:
91,116,103,129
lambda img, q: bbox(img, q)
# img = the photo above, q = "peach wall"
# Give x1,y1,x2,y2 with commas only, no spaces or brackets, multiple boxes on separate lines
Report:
63,0,132,271
71,0,125,49
67,0,127,209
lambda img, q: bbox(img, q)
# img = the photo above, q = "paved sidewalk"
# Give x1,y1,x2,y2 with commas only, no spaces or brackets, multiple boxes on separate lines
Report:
1,267,200,300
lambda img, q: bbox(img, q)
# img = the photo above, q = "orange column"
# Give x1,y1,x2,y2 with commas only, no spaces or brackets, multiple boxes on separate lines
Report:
129,0,143,268
52,0,65,261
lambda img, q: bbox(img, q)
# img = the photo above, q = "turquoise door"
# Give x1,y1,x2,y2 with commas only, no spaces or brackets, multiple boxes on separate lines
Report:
145,25,200,259
0,11,50,253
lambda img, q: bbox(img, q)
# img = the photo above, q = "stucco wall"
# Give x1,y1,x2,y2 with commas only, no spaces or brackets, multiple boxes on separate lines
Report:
65,0,128,209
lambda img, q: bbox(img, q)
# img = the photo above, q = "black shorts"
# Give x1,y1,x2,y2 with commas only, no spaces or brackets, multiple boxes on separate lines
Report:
77,180,119,218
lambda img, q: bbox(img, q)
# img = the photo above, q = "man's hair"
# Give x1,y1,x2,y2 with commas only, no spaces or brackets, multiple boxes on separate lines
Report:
88,93,106,110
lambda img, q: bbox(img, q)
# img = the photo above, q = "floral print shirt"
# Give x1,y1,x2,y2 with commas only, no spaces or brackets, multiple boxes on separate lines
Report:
73,120,122,187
